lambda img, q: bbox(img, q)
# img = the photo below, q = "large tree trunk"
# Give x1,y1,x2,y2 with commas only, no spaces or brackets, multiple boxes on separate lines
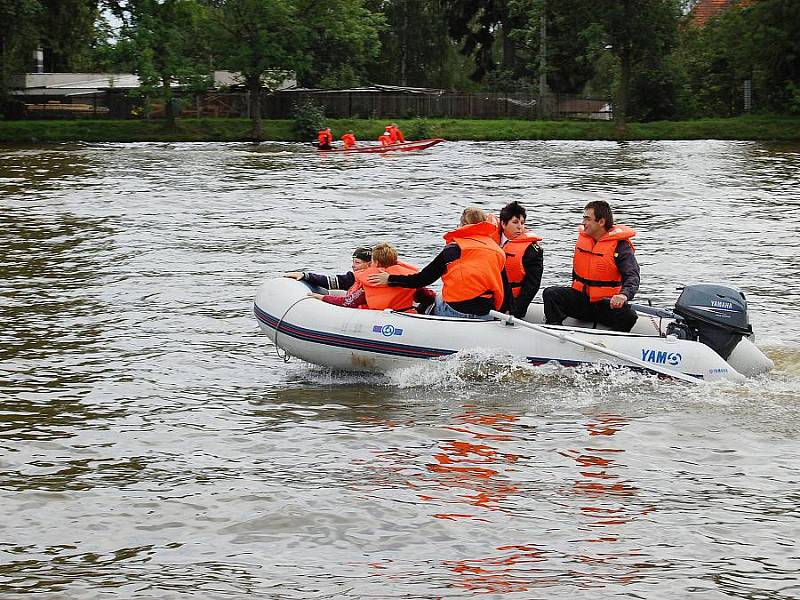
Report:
538,2,548,119
162,77,176,129
615,45,630,138
500,0,516,73
247,74,263,141
615,0,632,138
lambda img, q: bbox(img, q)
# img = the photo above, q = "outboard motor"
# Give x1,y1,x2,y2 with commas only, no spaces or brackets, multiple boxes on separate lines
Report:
671,284,753,359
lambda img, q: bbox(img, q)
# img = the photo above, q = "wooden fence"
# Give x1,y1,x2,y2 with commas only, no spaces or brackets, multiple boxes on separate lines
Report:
264,92,611,120
14,91,611,121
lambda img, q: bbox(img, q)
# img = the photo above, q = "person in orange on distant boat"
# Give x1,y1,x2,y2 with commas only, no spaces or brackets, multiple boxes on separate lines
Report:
368,207,506,320
317,127,333,150
340,130,357,149
388,123,406,144
379,128,393,146
309,242,424,312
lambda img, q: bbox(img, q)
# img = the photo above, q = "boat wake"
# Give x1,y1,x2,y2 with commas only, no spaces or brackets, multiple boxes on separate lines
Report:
388,348,666,391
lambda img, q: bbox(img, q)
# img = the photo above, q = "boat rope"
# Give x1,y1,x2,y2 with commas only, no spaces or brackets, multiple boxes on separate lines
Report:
274,296,309,363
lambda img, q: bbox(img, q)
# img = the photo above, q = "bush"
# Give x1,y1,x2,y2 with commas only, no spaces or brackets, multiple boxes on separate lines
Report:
0,98,27,120
292,100,326,140
407,117,433,140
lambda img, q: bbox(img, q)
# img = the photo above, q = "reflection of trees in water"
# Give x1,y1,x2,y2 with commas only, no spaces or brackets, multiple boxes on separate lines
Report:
0,207,121,448
1,210,114,361
0,543,256,596
0,146,92,194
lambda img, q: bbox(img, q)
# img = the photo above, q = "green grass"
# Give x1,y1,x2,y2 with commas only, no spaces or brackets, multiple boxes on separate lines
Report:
2,115,800,143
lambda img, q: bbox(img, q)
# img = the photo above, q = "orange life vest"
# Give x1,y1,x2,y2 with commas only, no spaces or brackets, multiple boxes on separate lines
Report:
354,261,419,310
390,126,405,143
571,225,636,302
318,130,332,145
441,221,506,310
503,232,543,297
341,133,356,148
379,133,392,146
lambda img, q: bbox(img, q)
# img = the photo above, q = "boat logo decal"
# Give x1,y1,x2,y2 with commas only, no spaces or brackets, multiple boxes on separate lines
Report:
641,349,682,366
373,324,404,337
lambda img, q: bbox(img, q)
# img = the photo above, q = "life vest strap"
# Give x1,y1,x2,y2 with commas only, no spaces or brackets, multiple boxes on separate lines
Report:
572,272,622,287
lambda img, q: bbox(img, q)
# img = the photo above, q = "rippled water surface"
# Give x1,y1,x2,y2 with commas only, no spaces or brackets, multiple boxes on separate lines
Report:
1,140,799,599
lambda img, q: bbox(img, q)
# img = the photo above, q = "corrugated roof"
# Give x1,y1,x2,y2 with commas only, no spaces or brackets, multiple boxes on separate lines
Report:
281,84,444,95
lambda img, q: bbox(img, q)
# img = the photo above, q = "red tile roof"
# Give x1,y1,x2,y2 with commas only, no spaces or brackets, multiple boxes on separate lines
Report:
690,0,749,27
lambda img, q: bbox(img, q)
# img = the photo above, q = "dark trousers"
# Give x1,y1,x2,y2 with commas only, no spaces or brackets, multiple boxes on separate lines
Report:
542,286,638,332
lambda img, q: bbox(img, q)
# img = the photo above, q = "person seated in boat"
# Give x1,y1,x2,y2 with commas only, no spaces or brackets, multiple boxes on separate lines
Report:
542,200,639,332
498,201,544,319
367,207,506,320
379,129,393,147
341,130,357,149
317,127,333,150
308,242,423,311
388,123,406,144
284,246,372,294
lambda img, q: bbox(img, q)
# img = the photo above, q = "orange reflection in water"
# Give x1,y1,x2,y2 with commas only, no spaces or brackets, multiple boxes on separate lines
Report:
422,406,522,520
443,544,554,594
560,414,655,542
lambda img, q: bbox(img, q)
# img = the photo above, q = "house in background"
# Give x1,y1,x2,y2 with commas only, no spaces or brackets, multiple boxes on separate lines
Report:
9,70,296,118
690,0,750,27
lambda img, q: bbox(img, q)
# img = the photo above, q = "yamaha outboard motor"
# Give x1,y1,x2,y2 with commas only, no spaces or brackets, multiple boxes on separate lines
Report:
670,284,753,359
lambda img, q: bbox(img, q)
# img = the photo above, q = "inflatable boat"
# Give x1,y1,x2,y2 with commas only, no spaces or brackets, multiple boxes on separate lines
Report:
253,278,773,383
316,138,445,154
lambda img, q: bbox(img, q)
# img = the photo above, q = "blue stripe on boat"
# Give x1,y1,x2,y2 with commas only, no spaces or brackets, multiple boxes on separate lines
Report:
254,303,704,378
254,303,454,359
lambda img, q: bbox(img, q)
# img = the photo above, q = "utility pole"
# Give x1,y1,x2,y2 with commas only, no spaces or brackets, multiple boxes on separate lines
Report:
400,0,408,86
538,2,548,118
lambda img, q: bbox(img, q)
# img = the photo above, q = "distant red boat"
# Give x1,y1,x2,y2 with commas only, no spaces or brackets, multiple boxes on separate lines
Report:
316,138,445,154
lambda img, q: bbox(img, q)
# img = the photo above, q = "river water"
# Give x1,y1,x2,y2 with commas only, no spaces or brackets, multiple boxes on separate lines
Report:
1,140,798,599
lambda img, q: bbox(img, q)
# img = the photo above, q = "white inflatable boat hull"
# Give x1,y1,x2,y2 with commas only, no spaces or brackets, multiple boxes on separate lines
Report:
254,278,773,382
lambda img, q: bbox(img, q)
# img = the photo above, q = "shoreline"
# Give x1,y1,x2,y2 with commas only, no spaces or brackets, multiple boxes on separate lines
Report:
1,115,800,143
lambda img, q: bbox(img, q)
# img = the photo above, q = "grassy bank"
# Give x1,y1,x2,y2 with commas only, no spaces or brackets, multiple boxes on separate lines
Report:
1,115,800,143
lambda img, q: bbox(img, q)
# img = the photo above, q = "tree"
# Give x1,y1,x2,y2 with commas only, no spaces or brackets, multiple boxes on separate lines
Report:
207,0,383,138
515,0,681,127
40,0,99,71
296,0,384,88
677,8,752,117
367,0,473,90
114,0,208,128
597,0,681,130
0,0,41,98
746,0,800,113
444,0,526,83
205,0,304,139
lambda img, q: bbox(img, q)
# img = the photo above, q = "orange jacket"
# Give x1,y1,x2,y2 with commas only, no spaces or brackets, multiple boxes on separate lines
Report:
441,221,506,310
571,225,636,302
318,130,332,145
379,133,392,146
341,133,356,148
389,126,405,143
354,261,419,310
503,232,543,297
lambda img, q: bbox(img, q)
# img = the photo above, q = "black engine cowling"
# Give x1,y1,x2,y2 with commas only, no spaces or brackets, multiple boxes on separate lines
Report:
672,284,753,359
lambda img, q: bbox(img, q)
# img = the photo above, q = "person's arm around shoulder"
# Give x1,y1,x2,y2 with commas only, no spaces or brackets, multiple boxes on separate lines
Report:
368,244,458,289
